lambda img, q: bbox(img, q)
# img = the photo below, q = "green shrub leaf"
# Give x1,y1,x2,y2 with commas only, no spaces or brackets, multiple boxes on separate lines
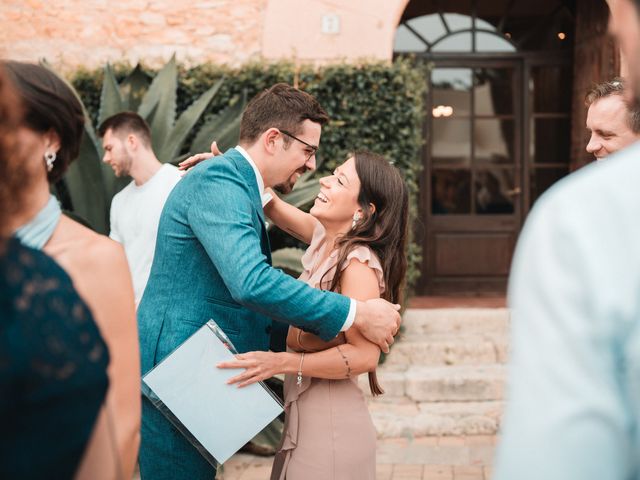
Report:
120,63,151,112
138,54,177,153
271,247,305,275
190,91,247,154
158,77,225,162
98,64,124,127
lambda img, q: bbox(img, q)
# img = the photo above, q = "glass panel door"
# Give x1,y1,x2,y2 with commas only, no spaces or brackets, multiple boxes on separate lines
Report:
424,59,523,294
429,63,521,218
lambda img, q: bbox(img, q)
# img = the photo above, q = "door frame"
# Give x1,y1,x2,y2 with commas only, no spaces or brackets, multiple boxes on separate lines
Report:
415,51,572,295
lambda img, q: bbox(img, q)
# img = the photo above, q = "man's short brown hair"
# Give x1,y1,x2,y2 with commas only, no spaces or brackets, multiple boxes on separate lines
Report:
239,83,329,145
98,111,153,148
585,78,640,133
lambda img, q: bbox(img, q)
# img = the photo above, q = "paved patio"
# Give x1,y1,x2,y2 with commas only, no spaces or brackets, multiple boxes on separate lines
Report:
216,435,497,480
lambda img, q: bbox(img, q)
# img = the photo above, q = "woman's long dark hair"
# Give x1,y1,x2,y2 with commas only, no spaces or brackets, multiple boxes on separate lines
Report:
2,61,84,184
321,151,409,395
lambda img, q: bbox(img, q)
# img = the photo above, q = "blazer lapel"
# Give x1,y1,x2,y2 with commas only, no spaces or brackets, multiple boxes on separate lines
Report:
227,149,272,264
226,149,263,215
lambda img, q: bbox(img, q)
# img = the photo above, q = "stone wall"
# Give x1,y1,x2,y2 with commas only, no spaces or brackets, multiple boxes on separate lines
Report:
0,0,410,71
0,0,267,71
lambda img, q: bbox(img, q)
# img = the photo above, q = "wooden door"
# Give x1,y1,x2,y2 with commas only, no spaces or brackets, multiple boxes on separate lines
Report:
421,59,523,294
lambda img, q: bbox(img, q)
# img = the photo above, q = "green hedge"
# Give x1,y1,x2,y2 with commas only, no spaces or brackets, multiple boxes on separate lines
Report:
70,58,427,291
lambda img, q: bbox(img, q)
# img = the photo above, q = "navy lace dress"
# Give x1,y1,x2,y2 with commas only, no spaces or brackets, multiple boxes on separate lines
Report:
0,237,109,479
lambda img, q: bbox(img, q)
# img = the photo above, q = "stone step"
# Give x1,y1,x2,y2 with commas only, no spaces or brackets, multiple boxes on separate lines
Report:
367,398,504,438
385,333,509,367
401,308,510,337
362,364,507,403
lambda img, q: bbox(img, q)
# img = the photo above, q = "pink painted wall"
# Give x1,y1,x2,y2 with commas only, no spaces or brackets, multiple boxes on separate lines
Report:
261,0,409,63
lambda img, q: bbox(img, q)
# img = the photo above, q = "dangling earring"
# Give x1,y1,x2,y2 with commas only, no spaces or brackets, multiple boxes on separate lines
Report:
351,212,361,230
44,151,57,172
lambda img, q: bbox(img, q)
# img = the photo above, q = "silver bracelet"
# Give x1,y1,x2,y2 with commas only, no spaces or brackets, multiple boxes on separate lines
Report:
297,352,305,387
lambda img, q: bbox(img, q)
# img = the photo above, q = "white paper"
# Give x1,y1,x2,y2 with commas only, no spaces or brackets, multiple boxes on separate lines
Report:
143,320,283,465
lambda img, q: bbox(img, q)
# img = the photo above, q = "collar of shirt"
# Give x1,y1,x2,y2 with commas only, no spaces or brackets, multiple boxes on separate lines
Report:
235,145,273,207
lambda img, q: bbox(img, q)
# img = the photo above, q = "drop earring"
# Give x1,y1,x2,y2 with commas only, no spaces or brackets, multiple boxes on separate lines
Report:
44,151,56,172
351,212,361,229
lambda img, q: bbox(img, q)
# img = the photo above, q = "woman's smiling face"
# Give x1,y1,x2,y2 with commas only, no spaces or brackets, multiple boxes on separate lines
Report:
310,156,362,232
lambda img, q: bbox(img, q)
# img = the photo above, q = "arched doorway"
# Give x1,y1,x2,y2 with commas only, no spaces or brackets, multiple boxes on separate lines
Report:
395,1,575,294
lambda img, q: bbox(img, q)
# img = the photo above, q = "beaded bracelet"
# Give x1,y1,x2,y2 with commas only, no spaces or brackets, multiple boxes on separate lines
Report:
335,345,351,378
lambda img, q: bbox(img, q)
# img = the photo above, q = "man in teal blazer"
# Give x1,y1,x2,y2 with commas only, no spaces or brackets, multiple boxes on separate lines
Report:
137,84,401,479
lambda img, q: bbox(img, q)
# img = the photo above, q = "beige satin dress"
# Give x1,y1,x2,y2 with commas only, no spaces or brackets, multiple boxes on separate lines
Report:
271,225,384,480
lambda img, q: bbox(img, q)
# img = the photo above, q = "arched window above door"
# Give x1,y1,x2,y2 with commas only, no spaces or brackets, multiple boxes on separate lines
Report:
394,0,574,54
395,13,516,53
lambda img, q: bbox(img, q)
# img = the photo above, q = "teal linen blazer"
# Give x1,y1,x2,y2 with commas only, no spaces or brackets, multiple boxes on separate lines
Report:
137,148,350,375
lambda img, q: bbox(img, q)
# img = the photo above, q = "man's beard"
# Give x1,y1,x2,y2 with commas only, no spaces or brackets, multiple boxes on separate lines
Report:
274,168,307,194
115,153,133,178
273,182,293,194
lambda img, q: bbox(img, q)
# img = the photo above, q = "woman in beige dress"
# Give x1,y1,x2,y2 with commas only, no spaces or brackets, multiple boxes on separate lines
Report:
218,151,409,479
4,61,140,480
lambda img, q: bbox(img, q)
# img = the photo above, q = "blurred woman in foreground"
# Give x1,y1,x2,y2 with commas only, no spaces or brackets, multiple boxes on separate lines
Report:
2,60,140,480
0,66,109,478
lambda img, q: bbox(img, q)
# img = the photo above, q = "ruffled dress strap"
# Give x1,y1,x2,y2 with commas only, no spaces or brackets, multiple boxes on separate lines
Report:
342,245,386,295
316,243,386,294
299,222,386,295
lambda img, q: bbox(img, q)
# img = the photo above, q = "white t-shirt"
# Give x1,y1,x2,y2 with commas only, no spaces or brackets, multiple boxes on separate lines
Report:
109,164,181,306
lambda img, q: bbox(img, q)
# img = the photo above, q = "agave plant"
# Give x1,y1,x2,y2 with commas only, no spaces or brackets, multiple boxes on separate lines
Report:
50,56,246,234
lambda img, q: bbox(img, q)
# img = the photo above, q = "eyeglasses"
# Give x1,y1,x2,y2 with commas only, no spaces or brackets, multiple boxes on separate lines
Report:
280,129,318,162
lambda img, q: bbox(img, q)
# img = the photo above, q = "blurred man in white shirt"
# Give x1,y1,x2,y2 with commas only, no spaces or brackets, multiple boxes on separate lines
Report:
99,112,181,306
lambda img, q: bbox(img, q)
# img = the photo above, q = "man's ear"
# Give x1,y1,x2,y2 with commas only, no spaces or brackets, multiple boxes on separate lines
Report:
126,133,138,150
263,128,281,154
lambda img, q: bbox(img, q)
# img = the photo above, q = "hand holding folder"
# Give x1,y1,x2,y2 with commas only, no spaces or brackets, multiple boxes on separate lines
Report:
142,320,283,466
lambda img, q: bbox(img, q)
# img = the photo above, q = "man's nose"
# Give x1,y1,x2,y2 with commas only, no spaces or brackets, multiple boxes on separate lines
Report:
305,154,316,171
586,135,600,154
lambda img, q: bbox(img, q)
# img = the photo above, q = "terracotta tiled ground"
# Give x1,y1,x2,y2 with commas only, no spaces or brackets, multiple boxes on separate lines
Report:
216,435,497,480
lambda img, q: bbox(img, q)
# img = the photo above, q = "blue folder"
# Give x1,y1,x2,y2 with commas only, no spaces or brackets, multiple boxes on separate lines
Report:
142,320,283,466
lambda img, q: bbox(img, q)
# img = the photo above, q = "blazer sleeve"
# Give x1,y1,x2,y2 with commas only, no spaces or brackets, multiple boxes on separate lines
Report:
187,162,349,341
